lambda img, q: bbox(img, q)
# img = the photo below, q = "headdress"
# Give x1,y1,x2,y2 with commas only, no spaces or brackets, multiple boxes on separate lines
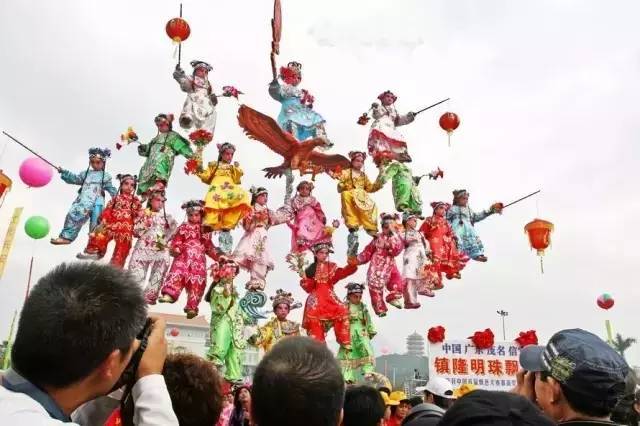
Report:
181,199,205,213
216,142,236,153
190,60,213,72
348,151,367,161
296,180,314,191
402,212,419,223
345,282,365,295
311,242,334,254
377,90,397,103
250,186,268,197
88,147,111,160
154,113,175,126
452,189,469,199
279,61,302,84
380,212,400,223
148,189,166,202
116,173,137,184
271,289,296,309
431,201,450,211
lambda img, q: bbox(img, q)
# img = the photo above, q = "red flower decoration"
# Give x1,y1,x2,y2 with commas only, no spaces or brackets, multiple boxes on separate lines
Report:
427,326,446,343
515,330,538,348
189,129,213,148
184,158,199,175
469,328,495,349
279,66,298,85
357,113,370,126
222,86,243,99
301,89,315,108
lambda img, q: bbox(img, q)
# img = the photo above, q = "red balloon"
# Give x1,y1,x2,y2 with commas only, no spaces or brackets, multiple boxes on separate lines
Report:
597,294,614,310
170,327,180,337
166,18,190,43
439,112,460,133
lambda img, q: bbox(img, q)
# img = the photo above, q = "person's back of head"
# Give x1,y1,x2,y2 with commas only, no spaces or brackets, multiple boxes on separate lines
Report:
252,336,345,426
438,390,555,426
12,262,147,391
343,385,385,426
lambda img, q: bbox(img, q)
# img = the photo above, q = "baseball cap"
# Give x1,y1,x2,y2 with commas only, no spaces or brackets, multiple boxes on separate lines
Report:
415,377,455,399
519,328,629,406
439,390,555,426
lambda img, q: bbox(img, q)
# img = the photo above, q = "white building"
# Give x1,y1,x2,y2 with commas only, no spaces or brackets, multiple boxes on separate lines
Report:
157,313,210,357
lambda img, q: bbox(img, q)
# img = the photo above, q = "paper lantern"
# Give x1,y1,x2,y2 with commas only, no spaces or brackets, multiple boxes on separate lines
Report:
166,17,190,43
19,157,53,188
439,112,460,146
597,293,614,310
524,218,554,273
170,327,180,337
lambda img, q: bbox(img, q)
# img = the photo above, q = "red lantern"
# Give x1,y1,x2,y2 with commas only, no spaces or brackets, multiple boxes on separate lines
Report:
524,218,554,273
166,17,190,44
597,293,614,310
439,112,460,146
170,327,180,337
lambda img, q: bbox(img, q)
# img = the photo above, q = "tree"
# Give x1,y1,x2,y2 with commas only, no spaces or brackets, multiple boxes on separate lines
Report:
611,333,636,360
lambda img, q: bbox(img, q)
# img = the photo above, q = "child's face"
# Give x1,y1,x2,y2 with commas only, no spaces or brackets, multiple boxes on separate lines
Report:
405,217,417,230
348,293,362,304
435,205,446,217
90,158,105,171
298,184,312,197
150,197,164,212
455,195,469,207
156,121,171,133
188,211,202,224
351,157,364,170
315,249,329,262
120,179,135,194
274,303,290,321
381,93,395,106
256,193,268,206
221,149,234,163
194,68,208,78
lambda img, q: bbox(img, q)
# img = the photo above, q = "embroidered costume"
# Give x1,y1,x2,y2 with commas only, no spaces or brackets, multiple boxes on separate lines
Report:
357,214,405,317
78,174,142,267
174,60,218,133
337,283,376,383
268,61,327,141
137,114,193,196
300,243,357,348
128,189,178,304
250,289,301,353
401,213,439,306
51,148,117,245
382,160,423,216
420,202,468,287
159,200,219,318
367,91,415,165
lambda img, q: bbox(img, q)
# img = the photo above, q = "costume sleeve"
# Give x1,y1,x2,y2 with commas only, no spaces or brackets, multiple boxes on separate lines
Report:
446,206,456,223
169,133,193,159
103,175,118,197
371,104,387,120
336,170,349,193
231,164,244,184
364,172,384,193
60,169,85,185
204,235,220,260
133,212,150,237
419,219,432,238
173,68,194,93
471,208,493,224
313,199,327,224
357,239,376,265
169,226,184,252
269,207,289,226
333,263,358,282
395,111,415,126
390,234,404,256
365,306,376,337
137,143,150,158
300,277,316,293
131,375,179,426
100,199,115,223
268,79,284,102
196,162,214,184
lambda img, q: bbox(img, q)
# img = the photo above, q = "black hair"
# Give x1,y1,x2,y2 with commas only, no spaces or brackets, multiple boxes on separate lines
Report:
540,372,614,417
252,336,345,426
304,255,318,278
408,396,423,407
229,385,251,426
424,390,453,410
250,188,268,206
12,262,147,388
343,385,385,426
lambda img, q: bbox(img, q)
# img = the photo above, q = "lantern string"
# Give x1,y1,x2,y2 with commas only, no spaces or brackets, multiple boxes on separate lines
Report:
540,257,544,274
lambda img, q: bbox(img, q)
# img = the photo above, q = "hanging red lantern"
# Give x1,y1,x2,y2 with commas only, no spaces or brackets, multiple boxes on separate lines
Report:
170,327,180,337
166,17,190,44
439,112,460,146
524,218,554,273
597,293,614,310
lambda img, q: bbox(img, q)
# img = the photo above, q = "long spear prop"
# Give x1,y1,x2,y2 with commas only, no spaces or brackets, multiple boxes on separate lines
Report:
2,131,59,169
270,0,282,80
177,4,183,67
414,98,450,116
502,190,541,209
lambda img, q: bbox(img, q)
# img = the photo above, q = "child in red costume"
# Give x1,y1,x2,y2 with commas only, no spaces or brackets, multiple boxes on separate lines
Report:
77,174,142,267
159,200,221,318
298,243,357,349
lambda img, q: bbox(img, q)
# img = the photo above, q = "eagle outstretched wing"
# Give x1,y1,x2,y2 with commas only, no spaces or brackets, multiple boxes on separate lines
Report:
306,150,350,172
237,104,297,159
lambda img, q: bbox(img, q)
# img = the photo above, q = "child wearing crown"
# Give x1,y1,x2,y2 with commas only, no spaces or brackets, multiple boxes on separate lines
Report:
159,200,221,318
268,61,328,141
173,60,218,133
250,289,301,353
128,186,178,303
51,148,118,245
76,174,142,267
194,142,251,253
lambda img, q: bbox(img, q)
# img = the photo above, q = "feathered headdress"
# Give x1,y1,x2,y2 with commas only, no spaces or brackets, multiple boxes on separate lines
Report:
88,147,112,160
345,282,366,295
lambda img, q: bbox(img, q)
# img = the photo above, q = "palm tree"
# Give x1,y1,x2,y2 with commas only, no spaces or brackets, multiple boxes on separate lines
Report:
611,333,636,360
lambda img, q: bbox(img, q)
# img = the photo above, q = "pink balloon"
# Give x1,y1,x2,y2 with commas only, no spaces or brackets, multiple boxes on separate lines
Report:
381,346,390,355
19,157,53,188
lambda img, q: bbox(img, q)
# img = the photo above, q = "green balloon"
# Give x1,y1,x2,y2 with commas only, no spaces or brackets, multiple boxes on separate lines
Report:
24,216,50,239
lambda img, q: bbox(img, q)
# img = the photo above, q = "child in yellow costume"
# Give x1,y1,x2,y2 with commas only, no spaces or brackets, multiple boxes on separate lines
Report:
329,151,385,256
195,142,251,253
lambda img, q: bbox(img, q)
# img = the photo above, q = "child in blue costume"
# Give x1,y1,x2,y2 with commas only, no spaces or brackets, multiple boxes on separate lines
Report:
50,148,117,245
446,189,502,262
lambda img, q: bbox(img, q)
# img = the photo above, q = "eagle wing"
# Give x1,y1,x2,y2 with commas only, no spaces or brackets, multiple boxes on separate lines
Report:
306,150,351,171
237,104,297,159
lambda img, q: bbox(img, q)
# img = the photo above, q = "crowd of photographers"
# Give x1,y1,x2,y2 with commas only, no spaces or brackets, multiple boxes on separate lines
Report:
0,262,638,426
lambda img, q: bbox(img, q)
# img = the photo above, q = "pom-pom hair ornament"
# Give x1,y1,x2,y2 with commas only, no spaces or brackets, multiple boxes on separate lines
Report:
427,326,446,343
469,328,495,350
515,330,538,348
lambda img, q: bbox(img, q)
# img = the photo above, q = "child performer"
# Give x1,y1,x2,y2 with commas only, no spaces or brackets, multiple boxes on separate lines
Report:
128,186,178,304
159,200,220,318
297,243,358,350
357,213,405,317
447,190,503,262
51,147,117,245
250,289,301,353
367,90,415,164
402,212,439,306
173,60,218,133
232,186,287,291
337,282,377,384
76,174,142,267
195,142,251,253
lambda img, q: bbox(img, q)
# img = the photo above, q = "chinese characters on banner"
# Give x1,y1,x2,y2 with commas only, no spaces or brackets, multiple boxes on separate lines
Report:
428,340,520,391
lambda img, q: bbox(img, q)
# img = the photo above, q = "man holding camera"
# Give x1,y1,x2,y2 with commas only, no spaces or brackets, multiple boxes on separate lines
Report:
0,262,179,425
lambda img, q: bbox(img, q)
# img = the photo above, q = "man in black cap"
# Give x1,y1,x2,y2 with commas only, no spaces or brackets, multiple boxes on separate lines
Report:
517,328,629,425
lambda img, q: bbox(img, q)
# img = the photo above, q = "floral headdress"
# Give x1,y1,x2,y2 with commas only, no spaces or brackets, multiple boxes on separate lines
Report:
345,282,365,295
431,201,451,211
88,147,112,160
311,242,334,254
402,212,419,223
296,180,314,191
250,186,268,197
380,212,400,223
181,199,205,213
377,90,397,103
190,60,213,72
271,289,296,309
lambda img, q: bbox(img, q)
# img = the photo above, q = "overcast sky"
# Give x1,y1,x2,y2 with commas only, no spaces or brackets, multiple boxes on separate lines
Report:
0,0,638,365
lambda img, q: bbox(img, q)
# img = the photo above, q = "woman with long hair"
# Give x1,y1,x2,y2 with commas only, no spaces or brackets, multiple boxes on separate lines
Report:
228,385,252,426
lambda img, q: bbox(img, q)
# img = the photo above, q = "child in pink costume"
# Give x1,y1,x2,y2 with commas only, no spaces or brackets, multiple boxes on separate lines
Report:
356,213,405,317
159,199,220,318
